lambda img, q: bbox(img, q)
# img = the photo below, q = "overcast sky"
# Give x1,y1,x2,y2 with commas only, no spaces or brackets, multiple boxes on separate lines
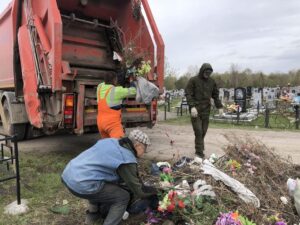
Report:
0,1,9,15
148,0,300,75
1,1,300,75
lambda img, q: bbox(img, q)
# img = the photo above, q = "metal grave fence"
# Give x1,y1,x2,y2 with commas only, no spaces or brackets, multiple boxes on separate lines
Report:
0,134,21,204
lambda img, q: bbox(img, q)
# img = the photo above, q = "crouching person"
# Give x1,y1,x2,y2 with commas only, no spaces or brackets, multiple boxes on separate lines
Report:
61,130,157,225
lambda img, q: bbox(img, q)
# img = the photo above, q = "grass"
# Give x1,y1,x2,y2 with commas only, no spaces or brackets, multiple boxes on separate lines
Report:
0,150,87,225
159,98,300,131
0,150,224,225
161,114,300,132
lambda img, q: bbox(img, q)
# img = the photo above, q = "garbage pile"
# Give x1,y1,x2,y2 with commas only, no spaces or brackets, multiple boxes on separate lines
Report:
126,136,300,225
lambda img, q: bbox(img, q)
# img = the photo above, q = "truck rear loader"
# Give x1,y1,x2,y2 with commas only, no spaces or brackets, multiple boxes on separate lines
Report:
0,0,164,140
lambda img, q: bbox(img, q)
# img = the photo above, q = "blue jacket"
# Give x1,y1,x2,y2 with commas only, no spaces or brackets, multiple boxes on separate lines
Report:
61,138,137,195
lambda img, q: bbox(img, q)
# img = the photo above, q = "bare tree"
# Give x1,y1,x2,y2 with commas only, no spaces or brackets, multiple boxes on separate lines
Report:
229,64,240,88
164,57,178,90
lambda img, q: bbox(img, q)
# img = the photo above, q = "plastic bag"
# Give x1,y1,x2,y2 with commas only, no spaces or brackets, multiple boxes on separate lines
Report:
135,77,159,104
192,179,216,199
201,160,260,208
287,178,300,216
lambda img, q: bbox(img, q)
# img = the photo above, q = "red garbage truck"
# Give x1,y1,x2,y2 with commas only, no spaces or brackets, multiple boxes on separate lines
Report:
0,0,164,140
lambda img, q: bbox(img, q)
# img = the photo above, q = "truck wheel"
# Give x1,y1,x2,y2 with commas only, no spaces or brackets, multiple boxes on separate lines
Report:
25,124,44,139
0,100,26,141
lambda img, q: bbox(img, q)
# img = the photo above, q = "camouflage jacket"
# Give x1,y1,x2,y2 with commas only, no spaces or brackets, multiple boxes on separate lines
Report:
185,63,223,116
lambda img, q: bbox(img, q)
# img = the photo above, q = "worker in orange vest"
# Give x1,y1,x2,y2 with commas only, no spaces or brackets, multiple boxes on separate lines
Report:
97,73,136,138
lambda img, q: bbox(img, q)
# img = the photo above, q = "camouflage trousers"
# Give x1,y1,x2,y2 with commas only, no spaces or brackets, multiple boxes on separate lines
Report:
190,115,209,157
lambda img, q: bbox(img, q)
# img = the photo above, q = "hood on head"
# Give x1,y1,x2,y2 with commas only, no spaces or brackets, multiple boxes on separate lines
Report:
198,63,213,78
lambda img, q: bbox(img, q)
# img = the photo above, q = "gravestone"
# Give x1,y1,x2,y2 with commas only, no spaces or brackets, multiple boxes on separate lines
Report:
234,87,247,112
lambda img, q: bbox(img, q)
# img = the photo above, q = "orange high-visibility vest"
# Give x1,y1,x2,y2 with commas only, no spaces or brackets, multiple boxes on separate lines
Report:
97,86,124,139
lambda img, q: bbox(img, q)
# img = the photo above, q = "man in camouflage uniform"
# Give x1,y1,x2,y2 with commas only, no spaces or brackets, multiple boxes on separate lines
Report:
185,63,223,158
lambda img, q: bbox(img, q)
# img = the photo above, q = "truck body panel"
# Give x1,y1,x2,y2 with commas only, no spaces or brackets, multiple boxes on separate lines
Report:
0,5,15,89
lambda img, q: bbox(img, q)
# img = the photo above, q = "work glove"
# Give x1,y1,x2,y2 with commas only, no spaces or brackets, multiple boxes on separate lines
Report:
191,107,198,118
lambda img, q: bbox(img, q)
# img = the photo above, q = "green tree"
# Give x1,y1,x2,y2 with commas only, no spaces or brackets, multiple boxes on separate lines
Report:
164,75,177,90
175,75,189,89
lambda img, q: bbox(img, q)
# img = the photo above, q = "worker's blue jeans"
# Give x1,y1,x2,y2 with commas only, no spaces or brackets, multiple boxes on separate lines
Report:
68,183,130,225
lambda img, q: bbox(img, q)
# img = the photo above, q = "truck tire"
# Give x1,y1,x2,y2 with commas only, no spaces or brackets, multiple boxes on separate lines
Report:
0,100,26,141
25,124,44,139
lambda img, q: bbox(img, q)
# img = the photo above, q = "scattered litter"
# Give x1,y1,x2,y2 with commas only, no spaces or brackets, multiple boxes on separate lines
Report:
280,196,288,205
193,156,203,164
136,136,300,224
62,199,68,205
151,163,160,176
201,159,260,208
174,180,190,195
193,179,207,190
175,179,190,190
287,178,297,196
291,179,300,216
286,178,300,215
113,51,122,61
173,156,193,169
209,153,219,164
122,211,129,220
50,205,70,215
157,162,171,170
193,184,216,199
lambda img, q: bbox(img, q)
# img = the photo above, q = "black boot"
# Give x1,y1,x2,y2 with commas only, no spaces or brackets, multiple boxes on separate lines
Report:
84,210,102,225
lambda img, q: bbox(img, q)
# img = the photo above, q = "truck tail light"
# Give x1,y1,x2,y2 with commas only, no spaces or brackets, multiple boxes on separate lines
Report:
65,95,74,107
64,94,75,127
151,99,157,122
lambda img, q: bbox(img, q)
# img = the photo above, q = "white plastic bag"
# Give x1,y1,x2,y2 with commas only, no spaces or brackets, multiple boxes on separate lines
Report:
295,179,300,216
287,178,300,216
174,180,191,196
201,160,260,208
135,77,159,104
192,179,216,199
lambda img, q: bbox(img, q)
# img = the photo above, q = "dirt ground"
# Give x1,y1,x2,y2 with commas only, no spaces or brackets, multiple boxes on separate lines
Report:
138,123,300,165
16,121,300,165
